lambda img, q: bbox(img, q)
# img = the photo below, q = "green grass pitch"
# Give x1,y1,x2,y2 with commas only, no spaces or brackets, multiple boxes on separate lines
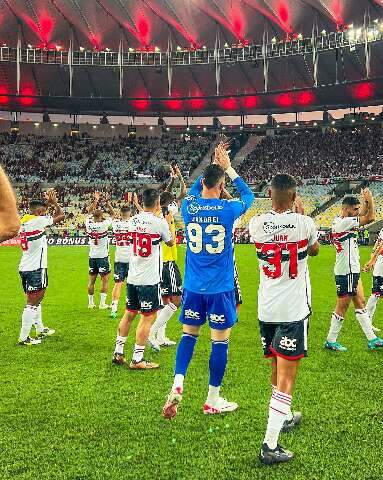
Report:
0,244,382,480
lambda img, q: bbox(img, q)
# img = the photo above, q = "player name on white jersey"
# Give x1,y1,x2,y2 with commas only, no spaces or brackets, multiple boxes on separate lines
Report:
249,210,318,324
127,211,172,286
112,219,131,264
85,217,112,259
331,216,360,275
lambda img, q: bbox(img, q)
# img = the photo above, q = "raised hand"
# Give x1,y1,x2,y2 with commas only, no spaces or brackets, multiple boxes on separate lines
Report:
174,165,182,177
215,142,231,171
94,191,101,202
127,192,132,204
294,195,304,215
44,188,58,204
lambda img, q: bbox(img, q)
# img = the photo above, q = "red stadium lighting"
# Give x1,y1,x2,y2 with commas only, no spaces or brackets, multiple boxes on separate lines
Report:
131,99,150,111
186,98,207,110
350,82,375,100
297,90,315,106
275,93,293,107
164,99,184,111
19,86,36,107
242,95,259,109
220,97,238,110
0,85,9,105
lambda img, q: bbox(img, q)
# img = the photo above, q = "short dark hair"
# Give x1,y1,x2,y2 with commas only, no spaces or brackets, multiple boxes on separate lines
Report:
142,188,159,208
160,191,175,207
271,174,297,191
121,206,131,215
342,195,360,207
203,164,225,189
29,199,46,210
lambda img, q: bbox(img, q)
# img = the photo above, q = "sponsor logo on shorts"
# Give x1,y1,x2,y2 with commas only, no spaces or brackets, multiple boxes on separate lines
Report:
99,267,108,273
185,309,200,319
209,314,225,324
161,288,169,296
141,301,153,310
279,336,297,351
261,336,267,349
27,285,40,292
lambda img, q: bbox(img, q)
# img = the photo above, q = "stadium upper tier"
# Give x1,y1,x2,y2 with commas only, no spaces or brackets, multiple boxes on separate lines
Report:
1,133,212,185
238,128,383,183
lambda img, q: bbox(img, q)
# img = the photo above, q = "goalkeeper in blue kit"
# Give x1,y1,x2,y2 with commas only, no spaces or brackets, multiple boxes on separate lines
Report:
163,143,254,418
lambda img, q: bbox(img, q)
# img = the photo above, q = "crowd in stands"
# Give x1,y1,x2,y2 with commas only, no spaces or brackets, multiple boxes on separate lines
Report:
0,133,212,186
238,128,383,184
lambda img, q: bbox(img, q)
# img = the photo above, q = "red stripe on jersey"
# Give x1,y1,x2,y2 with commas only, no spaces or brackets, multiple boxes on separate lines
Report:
254,239,308,250
23,229,43,237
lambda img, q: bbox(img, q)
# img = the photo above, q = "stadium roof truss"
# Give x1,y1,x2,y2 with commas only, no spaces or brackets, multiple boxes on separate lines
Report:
0,0,383,116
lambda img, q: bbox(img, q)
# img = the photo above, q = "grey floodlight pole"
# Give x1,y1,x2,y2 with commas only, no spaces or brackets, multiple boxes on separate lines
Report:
312,21,318,87
69,26,74,97
215,27,220,95
16,23,21,95
118,28,123,97
167,34,172,96
364,11,370,79
262,27,269,92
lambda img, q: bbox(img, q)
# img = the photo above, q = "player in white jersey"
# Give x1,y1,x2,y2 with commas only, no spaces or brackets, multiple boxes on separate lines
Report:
0,165,20,242
110,205,132,318
324,191,383,352
86,192,114,309
249,174,319,465
112,188,173,369
18,190,64,346
363,227,383,331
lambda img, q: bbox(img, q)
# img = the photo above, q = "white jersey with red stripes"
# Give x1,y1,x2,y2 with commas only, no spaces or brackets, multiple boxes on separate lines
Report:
373,228,383,277
112,219,131,263
249,210,318,324
127,211,172,286
331,216,360,275
85,216,112,259
19,215,54,272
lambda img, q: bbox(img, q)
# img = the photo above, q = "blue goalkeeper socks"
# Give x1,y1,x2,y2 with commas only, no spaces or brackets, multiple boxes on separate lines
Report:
209,339,229,387
174,333,198,376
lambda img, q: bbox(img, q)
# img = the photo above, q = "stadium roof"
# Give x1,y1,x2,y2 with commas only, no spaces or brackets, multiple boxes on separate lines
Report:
1,0,383,116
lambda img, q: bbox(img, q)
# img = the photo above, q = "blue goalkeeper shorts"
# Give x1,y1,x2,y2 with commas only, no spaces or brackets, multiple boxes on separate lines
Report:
179,288,237,330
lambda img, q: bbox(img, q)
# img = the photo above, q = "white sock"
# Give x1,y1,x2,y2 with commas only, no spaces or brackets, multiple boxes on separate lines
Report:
88,294,94,306
272,384,293,421
366,295,379,321
111,300,118,313
20,305,37,341
150,303,177,339
132,344,145,362
114,335,127,355
356,308,376,341
172,374,184,392
327,312,344,343
100,293,107,306
264,390,292,449
34,304,44,333
206,385,220,405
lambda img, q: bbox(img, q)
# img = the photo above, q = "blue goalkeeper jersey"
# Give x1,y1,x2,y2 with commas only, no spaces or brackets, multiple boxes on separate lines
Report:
181,175,254,294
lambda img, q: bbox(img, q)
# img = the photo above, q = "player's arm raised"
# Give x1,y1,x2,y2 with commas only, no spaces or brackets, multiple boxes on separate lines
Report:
0,165,20,241
88,191,100,214
359,188,375,226
174,165,187,202
165,165,176,192
163,212,174,247
45,189,65,225
104,193,115,217
133,192,143,213
215,143,254,214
